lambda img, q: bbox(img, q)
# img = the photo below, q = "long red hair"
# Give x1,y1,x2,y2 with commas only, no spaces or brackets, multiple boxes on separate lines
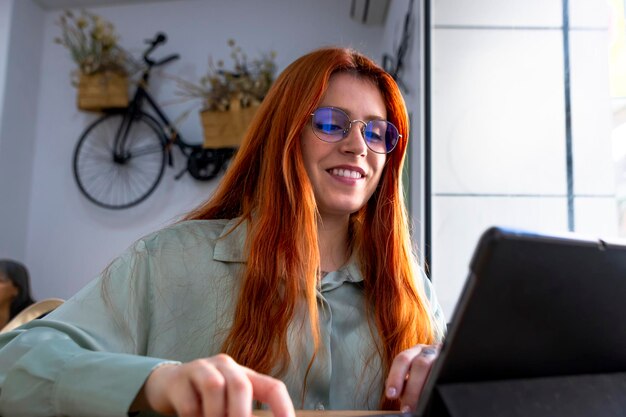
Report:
184,47,437,409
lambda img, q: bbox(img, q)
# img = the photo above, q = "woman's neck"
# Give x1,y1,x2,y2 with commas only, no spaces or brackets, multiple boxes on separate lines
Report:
317,214,350,273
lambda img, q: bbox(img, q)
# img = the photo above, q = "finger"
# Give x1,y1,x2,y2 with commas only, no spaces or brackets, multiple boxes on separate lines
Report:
245,369,295,417
400,347,438,412
168,377,202,417
385,345,422,399
213,355,254,417
143,363,199,416
189,361,227,417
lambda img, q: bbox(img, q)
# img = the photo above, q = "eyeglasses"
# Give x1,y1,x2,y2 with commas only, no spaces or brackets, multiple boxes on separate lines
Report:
310,107,401,154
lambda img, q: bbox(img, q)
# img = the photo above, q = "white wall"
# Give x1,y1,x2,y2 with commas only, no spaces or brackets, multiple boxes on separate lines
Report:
430,0,616,317
0,0,44,261
8,0,406,300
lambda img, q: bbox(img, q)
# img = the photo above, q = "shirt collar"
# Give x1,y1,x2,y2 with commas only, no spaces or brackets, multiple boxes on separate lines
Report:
213,218,248,262
319,255,364,293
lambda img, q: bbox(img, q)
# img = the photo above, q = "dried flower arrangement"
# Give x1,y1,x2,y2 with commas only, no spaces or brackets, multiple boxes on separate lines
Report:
176,39,277,112
54,10,135,111
54,10,132,79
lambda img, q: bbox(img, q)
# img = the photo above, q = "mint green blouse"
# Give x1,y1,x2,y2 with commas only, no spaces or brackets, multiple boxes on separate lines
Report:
0,219,445,417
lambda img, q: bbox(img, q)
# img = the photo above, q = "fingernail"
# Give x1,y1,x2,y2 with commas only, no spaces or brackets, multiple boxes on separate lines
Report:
401,405,411,413
386,386,397,398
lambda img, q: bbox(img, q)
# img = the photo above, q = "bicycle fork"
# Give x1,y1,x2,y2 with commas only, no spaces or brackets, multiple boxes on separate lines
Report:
112,113,134,163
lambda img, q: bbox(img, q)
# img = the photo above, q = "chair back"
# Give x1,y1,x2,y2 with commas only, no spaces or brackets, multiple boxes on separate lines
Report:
0,298,64,333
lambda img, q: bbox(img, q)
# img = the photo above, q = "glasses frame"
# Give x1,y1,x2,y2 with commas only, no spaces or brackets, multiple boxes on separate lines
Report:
310,106,401,154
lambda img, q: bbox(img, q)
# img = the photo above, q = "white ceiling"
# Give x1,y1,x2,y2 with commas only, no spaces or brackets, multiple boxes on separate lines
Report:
33,0,189,11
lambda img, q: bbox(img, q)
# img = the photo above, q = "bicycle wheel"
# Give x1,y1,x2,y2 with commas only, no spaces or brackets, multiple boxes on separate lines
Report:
73,112,166,209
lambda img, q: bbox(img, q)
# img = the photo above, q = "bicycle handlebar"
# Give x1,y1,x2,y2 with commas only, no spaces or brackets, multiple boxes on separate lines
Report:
152,33,167,45
143,32,178,68
155,54,180,67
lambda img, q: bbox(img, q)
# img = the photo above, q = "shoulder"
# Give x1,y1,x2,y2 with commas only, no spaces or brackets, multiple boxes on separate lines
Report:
144,219,232,246
106,218,244,280
132,219,237,256
417,267,435,300
100,218,245,295
416,267,447,341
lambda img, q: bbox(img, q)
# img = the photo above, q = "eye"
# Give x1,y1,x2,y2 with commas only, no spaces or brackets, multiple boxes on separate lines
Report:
316,122,344,134
364,131,382,142
365,123,386,142
312,107,351,137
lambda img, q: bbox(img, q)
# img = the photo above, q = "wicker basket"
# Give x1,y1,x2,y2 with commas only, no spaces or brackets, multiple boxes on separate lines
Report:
200,98,258,148
77,71,129,112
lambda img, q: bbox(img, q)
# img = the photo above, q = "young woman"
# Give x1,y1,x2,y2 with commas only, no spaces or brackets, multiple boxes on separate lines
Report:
0,259,35,329
0,47,445,417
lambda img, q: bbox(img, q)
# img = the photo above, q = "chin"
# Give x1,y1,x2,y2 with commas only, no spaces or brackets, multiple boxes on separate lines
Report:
323,202,367,216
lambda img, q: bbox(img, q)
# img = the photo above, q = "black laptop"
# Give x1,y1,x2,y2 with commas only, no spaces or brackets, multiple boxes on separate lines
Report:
412,227,626,417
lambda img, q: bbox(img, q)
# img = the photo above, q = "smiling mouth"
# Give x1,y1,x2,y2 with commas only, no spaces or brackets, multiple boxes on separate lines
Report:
328,168,364,179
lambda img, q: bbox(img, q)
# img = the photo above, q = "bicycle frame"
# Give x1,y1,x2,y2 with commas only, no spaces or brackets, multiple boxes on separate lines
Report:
109,32,234,181
112,71,200,165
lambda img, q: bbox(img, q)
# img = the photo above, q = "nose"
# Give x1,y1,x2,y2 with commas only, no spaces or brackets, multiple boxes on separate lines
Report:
340,120,368,156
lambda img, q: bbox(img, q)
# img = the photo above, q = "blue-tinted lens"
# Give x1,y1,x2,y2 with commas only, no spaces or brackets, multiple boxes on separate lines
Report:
312,108,350,140
365,120,399,153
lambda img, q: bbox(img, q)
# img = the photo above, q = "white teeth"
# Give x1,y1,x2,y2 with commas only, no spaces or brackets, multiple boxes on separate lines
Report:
330,168,363,179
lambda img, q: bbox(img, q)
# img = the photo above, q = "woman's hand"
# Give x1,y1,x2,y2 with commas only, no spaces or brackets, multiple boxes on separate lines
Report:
385,344,440,413
131,354,295,417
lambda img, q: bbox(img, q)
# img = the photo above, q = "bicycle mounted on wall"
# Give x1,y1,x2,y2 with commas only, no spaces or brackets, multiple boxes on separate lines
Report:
73,33,235,210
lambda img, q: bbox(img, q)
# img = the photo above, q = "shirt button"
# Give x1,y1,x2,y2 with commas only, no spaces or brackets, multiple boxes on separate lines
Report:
315,403,325,411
